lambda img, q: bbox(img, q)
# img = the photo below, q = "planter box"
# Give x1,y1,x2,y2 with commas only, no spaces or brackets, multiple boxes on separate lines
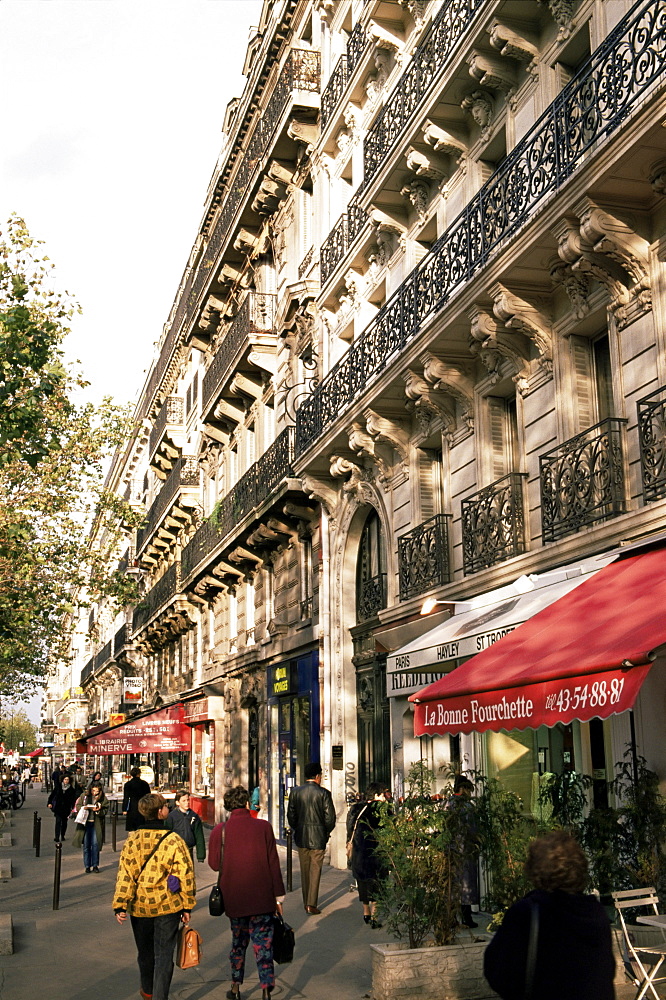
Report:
370,938,497,1000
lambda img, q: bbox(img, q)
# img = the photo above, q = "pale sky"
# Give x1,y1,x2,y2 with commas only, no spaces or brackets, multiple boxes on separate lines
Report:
0,0,263,724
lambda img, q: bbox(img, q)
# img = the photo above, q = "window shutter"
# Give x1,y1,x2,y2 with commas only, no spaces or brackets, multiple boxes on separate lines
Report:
570,336,595,431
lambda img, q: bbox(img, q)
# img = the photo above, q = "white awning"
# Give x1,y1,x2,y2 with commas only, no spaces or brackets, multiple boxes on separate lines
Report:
387,554,618,677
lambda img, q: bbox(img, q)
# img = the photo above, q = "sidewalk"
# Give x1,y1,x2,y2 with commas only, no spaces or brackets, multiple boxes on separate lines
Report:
0,786,378,1000
0,787,655,1000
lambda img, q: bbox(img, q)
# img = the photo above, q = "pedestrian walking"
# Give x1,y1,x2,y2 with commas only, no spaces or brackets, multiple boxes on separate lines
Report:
113,792,196,1000
446,775,480,927
483,830,615,1000
287,762,336,914
123,766,151,832
72,780,108,872
164,789,206,864
346,782,387,928
47,772,77,842
208,786,285,1000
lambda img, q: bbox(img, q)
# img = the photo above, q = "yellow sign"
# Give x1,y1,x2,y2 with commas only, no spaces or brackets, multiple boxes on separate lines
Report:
108,713,126,727
272,666,290,696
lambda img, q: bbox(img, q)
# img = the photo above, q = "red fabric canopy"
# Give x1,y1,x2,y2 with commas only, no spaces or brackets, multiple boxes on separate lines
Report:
410,547,666,736
26,747,44,757
84,703,190,755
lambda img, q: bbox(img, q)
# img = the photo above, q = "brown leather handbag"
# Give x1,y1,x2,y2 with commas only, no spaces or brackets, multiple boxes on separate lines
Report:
176,925,202,969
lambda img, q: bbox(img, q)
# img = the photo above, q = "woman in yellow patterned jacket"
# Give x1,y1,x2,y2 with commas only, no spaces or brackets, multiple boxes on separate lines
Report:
113,793,196,1000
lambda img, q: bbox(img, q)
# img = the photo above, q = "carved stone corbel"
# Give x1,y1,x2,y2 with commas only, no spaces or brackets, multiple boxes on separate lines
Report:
403,369,457,438
460,90,495,132
536,0,576,41
549,258,591,320
421,353,475,431
398,0,428,28
300,473,340,523
422,121,467,159
489,282,553,373
649,160,666,195
400,178,431,222
347,421,392,484
487,20,539,67
287,120,319,153
467,52,515,93
468,305,530,395
368,20,403,54
405,147,446,181
364,409,410,464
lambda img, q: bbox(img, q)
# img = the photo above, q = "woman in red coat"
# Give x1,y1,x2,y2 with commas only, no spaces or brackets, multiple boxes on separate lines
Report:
209,786,285,1000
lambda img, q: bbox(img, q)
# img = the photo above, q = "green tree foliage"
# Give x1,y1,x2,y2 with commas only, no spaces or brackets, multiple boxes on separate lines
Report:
0,707,37,752
0,216,142,696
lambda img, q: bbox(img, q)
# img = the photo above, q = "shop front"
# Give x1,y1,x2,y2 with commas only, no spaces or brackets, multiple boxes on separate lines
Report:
407,544,666,811
267,650,319,841
82,702,191,795
387,553,618,803
182,696,215,823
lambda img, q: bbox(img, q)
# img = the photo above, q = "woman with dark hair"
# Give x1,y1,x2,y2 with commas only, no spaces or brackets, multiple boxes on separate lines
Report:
346,781,387,928
47,772,77,843
484,830,615,1000
72,781,108,872
208,785,285,1000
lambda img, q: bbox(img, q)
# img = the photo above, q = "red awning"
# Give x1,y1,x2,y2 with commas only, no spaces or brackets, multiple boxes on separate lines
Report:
410,547,666,736
83,703,190,755
26,747,45,757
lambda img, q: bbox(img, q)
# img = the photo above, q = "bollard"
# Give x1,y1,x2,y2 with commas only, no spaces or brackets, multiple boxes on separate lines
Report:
112,808,117,852
33,810,39,848
285,828,293,892
35,815,41,857
53,842,62,910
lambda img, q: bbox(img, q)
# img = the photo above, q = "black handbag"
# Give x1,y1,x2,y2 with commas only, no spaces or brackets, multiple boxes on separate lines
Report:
272,913,295,964
208,880,224,916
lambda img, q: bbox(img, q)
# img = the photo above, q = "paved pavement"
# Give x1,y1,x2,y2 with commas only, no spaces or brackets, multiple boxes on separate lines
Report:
0,786,659,1000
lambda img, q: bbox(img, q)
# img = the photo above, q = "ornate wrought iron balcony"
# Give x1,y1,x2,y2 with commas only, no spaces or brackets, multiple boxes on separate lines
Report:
201,292,276,416
113,624,131,657
321,55,348,131
364,0,483,185
398,514,451,600
142,49,319,418
94,640,113,673
347,22,368,74
540,419,627,544
357,573,387,623
181,427,294,582
296,0,665,458
149,395,184,464
320,191,367,285
80,658,95,685
135,457,199,555
638,384,666,503
461,474,527,576
133,563,179,633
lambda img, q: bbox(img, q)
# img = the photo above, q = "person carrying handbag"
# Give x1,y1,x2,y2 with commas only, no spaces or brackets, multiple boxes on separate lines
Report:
113,792,196,1000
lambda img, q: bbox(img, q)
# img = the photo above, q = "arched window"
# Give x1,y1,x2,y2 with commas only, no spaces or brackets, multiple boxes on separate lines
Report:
356,508,386,623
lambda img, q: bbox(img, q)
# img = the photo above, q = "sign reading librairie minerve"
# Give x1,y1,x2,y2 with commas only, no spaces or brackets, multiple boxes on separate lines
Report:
84,704,190,754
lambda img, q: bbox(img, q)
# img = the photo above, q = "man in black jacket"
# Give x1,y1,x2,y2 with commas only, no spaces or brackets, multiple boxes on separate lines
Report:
287,762,336,914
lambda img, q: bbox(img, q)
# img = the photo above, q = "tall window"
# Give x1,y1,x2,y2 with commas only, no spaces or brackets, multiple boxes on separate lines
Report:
356,509,386,623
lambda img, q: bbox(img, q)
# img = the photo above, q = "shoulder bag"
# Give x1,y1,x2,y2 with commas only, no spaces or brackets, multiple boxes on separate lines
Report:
176,925,202,969
272,912,295,964
346,804,368,860
209,823,225,916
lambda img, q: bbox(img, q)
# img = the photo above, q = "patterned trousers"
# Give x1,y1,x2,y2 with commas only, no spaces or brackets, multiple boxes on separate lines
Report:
229,913,275,989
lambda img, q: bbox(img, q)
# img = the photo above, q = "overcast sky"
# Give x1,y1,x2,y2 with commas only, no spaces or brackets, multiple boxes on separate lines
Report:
0,0,262,724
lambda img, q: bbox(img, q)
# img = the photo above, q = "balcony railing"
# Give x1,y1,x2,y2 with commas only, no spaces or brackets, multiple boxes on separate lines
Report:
540,419,627,544
364,0,483,184
398,514,451,600
357,573,387,623
133,563,179,633
114,624,130,657
321,55,348,131
295,0,665,457
80,658,95,685
181,427,294,581
94,640,113,673
347,22,368,74
202,293,276,414
320,191,368,285
461,474,527,575
136,457,199,554
149,396,183,458
638,384,666,503
141,49,319,419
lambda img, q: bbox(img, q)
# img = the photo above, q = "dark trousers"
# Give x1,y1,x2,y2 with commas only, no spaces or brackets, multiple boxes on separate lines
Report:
297,846,326,907
130,912,181,1000
229,913,275,988
54,814,68,842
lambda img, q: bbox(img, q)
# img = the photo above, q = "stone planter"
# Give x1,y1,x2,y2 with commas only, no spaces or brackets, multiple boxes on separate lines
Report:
370,937,497,1000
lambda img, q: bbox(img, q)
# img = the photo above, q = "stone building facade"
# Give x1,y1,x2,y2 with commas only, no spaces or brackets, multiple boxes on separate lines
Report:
47,0,666,863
